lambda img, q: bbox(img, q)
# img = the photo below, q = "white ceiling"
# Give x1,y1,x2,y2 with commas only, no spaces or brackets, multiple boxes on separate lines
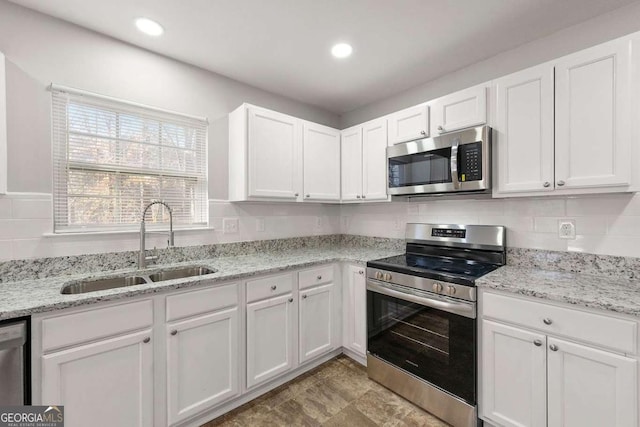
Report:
10,0,639,113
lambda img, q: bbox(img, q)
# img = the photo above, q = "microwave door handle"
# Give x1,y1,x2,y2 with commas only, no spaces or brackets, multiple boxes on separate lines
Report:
450,138,460,189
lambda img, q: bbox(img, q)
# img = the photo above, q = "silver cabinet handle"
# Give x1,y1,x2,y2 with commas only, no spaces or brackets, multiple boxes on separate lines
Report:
437,125,444,132
170,330,177,336
557,180,565,186
294,193,299,197
317,275,322,280
420,130,426,135
543,182,550,188
549,344,559,352
305,194,310,198
356,195,361,199
534,339,542,347
271,285,277,291
362,195,366,199
358,270,364,275
143,337,151,343
543,318,553,325
288,298,293,303
302,294,307,299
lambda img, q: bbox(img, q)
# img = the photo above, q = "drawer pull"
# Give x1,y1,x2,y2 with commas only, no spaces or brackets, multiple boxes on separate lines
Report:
317,275,322,280
302,294,307,299
143,337,151,344
271,285,277,291
170,330,178,336
288,298,293,303
543,318,553,325
549,344,559,352
533,339,542,347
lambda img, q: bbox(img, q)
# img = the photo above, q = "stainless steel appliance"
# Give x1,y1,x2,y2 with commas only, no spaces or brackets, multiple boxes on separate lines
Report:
366,223,506,427
387,126,491,196
0,319,29,404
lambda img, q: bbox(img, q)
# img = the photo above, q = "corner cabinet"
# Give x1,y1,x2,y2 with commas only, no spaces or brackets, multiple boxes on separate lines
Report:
480,290,639,427
341,118,390,203
493,36,636,197
228,103,340,203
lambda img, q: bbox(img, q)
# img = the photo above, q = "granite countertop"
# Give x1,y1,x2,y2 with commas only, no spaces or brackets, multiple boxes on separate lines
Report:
0,245,403,320
477,266,640,318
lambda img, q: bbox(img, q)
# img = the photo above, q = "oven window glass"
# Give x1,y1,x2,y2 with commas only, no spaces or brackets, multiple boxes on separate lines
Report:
367,289,476,404
388,147,451,188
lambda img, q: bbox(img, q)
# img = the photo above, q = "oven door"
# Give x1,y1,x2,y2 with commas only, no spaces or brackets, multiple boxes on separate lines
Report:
387,125,490,195
367,279,476,404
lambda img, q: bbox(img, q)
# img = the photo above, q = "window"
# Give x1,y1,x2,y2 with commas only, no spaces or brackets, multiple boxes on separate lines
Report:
51,86,208,233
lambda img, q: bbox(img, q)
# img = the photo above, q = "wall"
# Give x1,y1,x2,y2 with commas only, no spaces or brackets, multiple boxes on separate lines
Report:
340,194,640,258
340,1,640,127
0,0,341,261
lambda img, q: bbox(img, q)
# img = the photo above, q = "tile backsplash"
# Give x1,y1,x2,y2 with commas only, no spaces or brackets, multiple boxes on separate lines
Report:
1,192,640,261
340,193,640,258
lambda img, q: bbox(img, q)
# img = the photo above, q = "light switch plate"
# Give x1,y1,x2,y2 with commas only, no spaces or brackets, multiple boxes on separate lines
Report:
223,217,239,234
558,219,576,239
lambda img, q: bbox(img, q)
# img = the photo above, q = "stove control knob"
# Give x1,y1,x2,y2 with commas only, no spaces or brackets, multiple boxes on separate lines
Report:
432,283,443,293
383,273,392,281
447,285,456,295
375,271,383,280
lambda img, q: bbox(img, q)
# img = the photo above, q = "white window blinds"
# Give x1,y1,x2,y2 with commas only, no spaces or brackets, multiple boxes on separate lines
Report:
51,86,208,233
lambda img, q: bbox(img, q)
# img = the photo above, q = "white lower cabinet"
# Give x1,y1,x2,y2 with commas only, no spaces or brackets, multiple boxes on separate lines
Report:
299,283,335,363
166,307,239,426
41,329,154,427
246,293,295,389
343,264,367,358
480,291,639,427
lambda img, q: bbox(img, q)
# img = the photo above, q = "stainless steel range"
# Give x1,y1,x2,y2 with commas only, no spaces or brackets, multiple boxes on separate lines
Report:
366,223,506,427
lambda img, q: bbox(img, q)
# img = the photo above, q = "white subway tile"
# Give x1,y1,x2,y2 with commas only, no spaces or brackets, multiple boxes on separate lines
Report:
568,235,640,257
0,198,11,219
11,199,52,219
566,194,640,216
504,198,566,217
0,219,52,239
606,216,640,237
0,240,13,260
533,217,560,234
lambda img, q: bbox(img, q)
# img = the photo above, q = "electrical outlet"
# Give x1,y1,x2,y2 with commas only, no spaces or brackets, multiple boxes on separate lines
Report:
256,217,265,232
558,219,576,239
223,217,239,234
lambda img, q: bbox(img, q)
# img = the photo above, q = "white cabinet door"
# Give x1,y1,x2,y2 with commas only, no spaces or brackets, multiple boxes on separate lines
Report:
362,118,389,201
481,320,547,427
246,293,295,389
430,84,487,135
494,63,555,195
341,126,363,201
247,106,301,200
303,122,341,201
555,38,631,189
166,308,239,426
343,265,366,357
42,330,154,427
387,104,429,144
547,337,637,427
299,283,335,363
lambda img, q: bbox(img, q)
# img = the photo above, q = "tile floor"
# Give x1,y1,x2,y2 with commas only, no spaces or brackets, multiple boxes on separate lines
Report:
202,355,450,426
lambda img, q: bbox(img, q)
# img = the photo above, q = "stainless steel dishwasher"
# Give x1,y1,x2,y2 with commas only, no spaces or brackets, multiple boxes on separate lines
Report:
0,319,28,405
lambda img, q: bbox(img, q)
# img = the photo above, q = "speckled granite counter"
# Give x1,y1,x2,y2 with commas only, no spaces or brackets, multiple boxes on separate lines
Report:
0,245,403,320
477,266,640,318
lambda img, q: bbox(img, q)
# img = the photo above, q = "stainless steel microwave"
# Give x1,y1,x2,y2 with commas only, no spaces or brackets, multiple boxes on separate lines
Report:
387,125,491,196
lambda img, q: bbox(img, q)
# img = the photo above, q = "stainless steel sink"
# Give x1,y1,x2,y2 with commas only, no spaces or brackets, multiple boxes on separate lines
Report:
61,276,148,295
147,266,216,282
60,266,217,294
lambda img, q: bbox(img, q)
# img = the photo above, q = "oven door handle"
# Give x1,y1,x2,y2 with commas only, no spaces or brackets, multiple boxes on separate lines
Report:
367,279,476,319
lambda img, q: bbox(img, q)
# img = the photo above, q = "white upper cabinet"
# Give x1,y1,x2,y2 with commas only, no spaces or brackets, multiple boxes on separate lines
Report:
302,121,341,201
362,118,389,201
340,126,363,201
494,63,555,195
387,104,429,144
555,38,632,190
430,84,487,135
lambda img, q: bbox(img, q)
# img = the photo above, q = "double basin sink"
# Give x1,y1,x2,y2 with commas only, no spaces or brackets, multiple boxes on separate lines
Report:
61,266,216,295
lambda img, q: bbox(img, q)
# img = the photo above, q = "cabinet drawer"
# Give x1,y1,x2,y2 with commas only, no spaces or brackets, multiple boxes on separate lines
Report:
246,273,293,303
166,283,238,322
42,299,153,352
483,292,637,354
299,265,334,290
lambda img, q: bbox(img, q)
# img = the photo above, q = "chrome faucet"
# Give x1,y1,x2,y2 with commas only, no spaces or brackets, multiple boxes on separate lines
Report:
139,201,174,269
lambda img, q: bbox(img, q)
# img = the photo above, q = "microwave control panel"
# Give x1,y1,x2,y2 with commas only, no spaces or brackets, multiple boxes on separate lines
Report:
458,141,482,182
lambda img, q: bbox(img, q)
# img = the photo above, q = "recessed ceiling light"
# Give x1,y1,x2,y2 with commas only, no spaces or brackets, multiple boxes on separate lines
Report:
135,18,164,36
331,43,353,59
